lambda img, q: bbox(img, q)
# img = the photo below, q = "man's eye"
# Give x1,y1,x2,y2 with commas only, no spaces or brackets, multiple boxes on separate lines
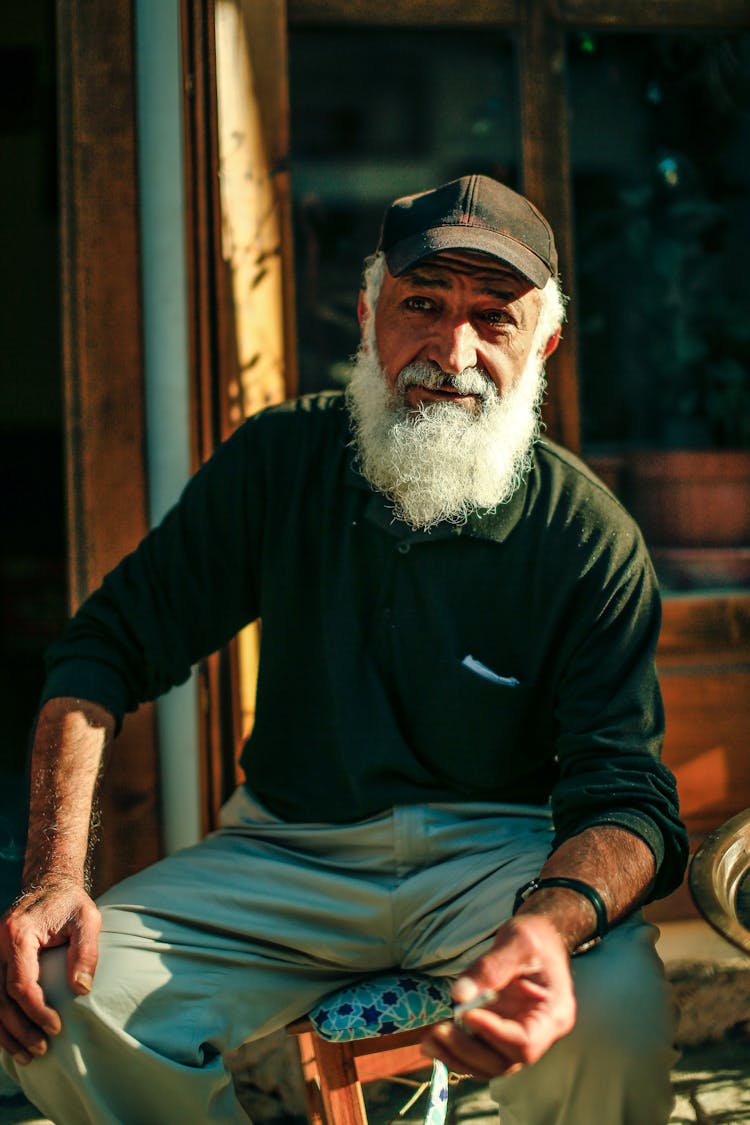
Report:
404,296,435,312
482,309,513,327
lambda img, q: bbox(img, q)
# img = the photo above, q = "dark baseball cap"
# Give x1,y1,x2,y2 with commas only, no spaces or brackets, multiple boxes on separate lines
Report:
378,174,557,288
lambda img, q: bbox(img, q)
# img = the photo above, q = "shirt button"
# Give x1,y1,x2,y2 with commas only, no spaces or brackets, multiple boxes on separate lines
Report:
396,542,411,555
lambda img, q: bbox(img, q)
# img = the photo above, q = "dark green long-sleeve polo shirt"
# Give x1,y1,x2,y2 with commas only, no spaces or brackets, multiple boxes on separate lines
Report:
42,392,688,900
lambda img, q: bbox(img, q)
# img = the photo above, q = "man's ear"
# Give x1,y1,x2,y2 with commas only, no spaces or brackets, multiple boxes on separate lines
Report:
357,290,368,329
542,326,561,359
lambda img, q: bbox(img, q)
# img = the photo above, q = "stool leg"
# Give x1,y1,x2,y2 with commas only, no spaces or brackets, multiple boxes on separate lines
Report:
313,1037,368,1125
295,1030,328,1125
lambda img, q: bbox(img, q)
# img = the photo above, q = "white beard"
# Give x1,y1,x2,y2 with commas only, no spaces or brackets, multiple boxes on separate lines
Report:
345,344,546,531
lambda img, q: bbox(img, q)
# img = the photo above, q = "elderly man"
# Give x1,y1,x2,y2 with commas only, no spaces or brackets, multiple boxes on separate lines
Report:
1,175,686,1124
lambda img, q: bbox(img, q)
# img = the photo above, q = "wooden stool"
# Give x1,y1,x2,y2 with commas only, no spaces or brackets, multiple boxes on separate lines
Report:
287,972,453,1125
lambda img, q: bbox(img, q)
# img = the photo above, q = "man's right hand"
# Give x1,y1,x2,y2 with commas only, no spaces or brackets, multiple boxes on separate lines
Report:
0,878,101,1065
1,696,113,1065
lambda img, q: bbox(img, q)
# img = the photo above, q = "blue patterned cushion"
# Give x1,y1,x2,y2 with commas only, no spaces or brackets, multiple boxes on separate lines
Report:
309,972,453,1041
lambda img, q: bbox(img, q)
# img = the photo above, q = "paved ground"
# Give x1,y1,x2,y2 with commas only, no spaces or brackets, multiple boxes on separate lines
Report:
670,1038,750,1124
3,1037,750,1125
373,1040,750,1123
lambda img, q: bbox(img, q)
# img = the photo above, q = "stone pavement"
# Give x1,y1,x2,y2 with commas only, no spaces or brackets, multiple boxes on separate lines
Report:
4,1043,750,1125
2,1039,750,1124
367,1042,750,1123
2,919,750,1124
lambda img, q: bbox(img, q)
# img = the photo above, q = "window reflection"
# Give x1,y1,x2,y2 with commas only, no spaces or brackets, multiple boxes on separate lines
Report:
569,31,750,593
289,28,517,395
570,31,750,452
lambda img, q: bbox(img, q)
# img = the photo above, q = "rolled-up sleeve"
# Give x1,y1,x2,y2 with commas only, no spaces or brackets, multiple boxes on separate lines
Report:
549,530,688,901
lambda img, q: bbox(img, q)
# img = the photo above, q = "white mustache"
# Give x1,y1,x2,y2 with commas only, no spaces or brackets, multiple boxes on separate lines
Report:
394,362,496,402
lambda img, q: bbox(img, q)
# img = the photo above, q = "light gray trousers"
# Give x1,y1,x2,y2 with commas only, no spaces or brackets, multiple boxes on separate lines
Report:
5,788,677,1124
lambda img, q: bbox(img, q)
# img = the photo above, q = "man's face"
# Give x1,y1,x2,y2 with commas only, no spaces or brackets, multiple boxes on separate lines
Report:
346,250,558,530
365,250,548,413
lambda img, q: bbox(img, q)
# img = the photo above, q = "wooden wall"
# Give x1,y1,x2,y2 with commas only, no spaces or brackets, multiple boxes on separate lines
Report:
649,596,750,920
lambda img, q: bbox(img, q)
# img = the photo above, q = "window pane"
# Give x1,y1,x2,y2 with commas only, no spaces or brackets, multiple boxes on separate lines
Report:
289,28,517,394
569,31,750,593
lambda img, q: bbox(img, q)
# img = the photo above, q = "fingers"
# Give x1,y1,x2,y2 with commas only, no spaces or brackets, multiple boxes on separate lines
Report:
422,1019,524,1082
2,925,62,1041
66,899,101,996
0,945,58,1065
0,970,51,1066
453,957,514,1006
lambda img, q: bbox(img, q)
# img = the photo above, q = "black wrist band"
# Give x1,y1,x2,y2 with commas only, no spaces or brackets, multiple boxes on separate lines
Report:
512,877,609,949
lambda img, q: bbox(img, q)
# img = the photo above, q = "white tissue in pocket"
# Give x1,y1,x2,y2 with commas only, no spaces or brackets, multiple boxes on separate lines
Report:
461,654,520,688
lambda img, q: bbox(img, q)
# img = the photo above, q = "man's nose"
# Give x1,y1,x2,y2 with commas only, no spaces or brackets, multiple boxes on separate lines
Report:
425,320,478,375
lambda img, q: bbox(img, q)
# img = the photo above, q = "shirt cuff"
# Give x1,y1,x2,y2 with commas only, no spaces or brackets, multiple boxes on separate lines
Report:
40,658,128,734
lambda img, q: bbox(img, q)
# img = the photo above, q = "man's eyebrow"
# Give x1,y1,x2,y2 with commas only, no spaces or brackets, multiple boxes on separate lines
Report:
400,270,450,289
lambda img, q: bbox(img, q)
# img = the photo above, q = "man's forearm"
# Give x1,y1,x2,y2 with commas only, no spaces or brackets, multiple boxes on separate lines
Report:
21,697,116,892
513,824,656,954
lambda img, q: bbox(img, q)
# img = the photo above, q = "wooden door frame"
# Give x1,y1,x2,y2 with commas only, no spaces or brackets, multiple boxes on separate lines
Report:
182,0,298,829
180,0,239,835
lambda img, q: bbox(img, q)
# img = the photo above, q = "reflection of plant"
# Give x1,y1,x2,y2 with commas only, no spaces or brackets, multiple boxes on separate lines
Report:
577,33,750,449
637,181,747,445
582,173,750,448
705,357,750,447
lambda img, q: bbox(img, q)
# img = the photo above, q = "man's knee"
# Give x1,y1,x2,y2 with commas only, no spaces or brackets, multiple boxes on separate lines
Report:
37,945,73,1006
29,945,91,1045
570,917,676,1062
491,920,677,1125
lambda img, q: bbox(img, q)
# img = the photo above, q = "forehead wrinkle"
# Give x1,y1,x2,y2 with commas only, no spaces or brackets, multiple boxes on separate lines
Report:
400,270,451,290
398,266,520,301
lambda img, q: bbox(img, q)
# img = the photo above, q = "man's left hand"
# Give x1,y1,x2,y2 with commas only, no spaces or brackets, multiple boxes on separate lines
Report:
421,914,576,1081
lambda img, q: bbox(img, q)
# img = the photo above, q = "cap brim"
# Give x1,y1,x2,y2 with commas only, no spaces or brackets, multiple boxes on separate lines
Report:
385,227,552,288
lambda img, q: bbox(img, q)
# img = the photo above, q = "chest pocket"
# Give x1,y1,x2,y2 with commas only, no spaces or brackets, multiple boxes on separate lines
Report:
409,660,536,794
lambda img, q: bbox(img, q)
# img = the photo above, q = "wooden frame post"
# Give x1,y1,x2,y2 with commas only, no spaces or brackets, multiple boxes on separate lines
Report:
517,0,580,452
57,0,162,889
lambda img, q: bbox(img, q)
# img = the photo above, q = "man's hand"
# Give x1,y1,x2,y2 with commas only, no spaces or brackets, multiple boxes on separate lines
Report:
421,824,657,1080
0,877,101,1065
0,696,113,1065
421,914,576,1081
